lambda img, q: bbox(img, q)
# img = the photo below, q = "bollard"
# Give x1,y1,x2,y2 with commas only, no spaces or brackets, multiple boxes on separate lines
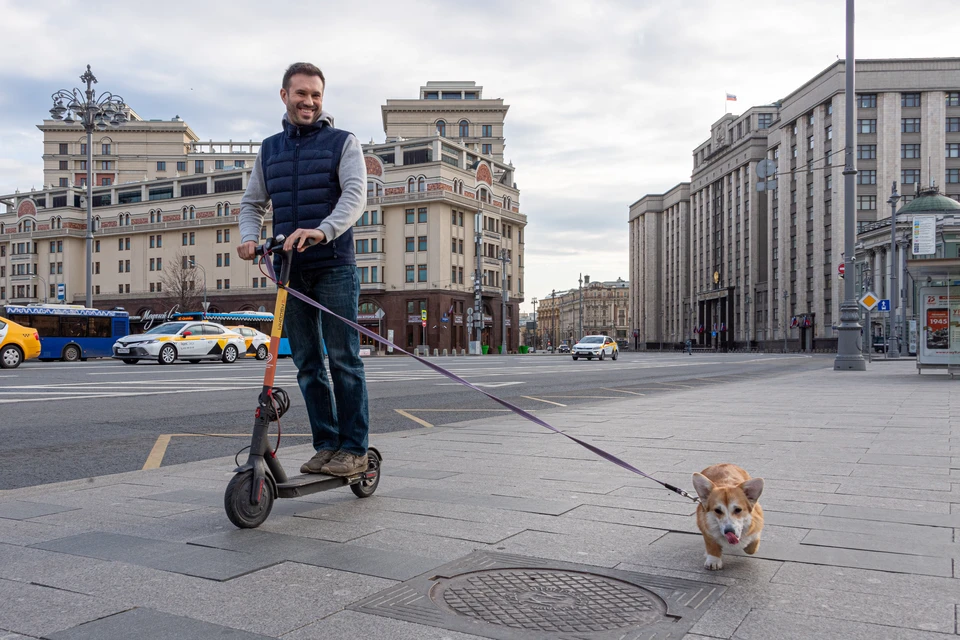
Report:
433,349,439,357
442,349,448,356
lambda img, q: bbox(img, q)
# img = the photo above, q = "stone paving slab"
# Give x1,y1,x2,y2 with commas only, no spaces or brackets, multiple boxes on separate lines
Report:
46,607,273,640
2,360,959,639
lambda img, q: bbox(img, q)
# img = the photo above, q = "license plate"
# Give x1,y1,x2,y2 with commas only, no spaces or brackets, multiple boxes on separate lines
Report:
116,348,130,354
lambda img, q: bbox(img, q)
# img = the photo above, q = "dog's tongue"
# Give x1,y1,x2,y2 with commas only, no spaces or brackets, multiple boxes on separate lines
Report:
725,532,740,544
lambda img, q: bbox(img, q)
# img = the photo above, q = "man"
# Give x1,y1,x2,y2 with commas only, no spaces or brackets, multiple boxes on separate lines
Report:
238,62,369,477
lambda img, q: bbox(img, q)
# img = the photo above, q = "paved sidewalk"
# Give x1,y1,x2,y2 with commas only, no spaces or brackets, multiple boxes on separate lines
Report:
1,359,958,639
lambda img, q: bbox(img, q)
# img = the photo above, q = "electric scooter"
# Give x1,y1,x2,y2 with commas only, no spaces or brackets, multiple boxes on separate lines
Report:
224,235,381,529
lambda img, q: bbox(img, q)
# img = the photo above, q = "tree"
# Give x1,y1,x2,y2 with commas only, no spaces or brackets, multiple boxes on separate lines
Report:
160,249,203,311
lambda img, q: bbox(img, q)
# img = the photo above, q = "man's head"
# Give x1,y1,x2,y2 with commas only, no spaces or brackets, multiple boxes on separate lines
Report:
281,63,325,126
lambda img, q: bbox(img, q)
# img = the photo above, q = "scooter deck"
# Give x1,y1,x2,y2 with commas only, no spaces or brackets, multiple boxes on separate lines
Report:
275,472,360,499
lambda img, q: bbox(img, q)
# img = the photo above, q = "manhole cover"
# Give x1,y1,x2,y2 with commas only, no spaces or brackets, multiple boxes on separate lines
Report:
349,551,725,640
432,568,666,633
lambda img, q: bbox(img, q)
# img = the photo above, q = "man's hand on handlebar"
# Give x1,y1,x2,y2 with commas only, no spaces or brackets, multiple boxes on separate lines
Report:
237,241,258,261
283,228,325,253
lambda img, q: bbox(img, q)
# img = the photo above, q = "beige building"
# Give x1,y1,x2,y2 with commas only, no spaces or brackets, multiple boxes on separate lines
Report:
0,80,527,353
536,276,630,349
629,58,960,351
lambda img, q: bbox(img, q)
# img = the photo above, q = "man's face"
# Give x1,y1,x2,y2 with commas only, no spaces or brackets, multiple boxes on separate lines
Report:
281,73,324,126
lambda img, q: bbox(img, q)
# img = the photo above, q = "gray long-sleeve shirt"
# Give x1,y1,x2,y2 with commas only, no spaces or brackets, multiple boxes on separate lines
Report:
239,111,367,245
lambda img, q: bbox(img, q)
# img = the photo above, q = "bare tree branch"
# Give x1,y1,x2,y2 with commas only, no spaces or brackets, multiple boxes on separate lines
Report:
160,249,203,311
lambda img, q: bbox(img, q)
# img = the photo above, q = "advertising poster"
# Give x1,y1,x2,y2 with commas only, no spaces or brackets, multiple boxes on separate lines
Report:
926,308,949,350
919,287,960,366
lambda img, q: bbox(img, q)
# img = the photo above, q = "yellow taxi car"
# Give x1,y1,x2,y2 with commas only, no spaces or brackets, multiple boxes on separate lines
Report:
0,316,42,369
112,320,246,365
224,325,270,360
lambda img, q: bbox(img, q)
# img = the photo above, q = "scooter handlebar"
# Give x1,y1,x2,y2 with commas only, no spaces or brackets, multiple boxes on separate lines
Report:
256,235,318,286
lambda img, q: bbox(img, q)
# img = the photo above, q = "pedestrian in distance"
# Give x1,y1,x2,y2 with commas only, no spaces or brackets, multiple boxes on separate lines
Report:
238,62,370,477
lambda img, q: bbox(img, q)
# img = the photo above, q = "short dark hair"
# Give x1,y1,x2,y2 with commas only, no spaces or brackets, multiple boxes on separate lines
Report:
282,63,325,91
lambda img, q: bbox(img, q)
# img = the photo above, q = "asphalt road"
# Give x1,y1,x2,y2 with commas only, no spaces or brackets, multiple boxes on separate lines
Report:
0,351,829,490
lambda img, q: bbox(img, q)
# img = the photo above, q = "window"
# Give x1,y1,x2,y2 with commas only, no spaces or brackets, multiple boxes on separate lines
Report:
216,254,223,267
825,174,832,190
150,258,155,271
157,161,166,171
216,279,222,290
459,120,469,137
177,161,186,172
902,118,921,133
80,143,87,155
758,113,772,129
791,145,797,158
418,236,427,251
224,279,230,289
901,93,921,107
947,92,960,107
902,144,921,159
217,230,222,243
482,144,492,154
482,125,493,137
405,237,414,252
418,264,427,282
79,160,87,170
101,161,112,170
405,265,414,282
826,101,833,115
948,117,960,132
195,160,204,174
947,168,960,184
857,195,877,210
58,160,68,170
857,119,877,134
371,266,378,283
857,144,877,160
947,143,960,158
807,135,814,150
102,143,111,155
100,177,112,186
857,169,876,185
156,257,162,270
436,120,446,136
224,229,230,242
59,178,68,187
902,169,921,185
95,240,100,252
234,160,245,168
59,143,68,155
189,232,195,245
215,160,224,170
857,94,877,108
182,232,188,246
825,125,832,140
418,208,427,223
418,176,426,192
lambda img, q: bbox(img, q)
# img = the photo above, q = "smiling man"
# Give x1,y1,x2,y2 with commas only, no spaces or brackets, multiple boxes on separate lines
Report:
238,62,370,478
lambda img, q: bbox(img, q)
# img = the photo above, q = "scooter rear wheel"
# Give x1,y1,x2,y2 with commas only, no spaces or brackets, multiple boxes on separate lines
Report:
224,470,273,528
351,449,381,498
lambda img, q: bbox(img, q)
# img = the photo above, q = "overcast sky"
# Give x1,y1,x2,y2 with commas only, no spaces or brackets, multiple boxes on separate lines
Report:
1,0,958,311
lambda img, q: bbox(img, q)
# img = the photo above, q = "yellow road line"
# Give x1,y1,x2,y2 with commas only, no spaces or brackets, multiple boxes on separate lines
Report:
394,409,434,428
522,396,567,407
142,433,310,470
142,434,172,470
600,388,646,396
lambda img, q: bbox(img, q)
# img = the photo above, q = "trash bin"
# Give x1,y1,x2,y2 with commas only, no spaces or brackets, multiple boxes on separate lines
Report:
482,345,490,355
519,345,528,354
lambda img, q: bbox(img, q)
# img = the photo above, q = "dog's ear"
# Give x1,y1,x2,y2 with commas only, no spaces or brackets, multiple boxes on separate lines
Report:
692,473,715,502
740,478,764,503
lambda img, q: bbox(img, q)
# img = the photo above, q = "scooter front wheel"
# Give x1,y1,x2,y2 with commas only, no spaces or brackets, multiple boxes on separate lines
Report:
224,470,273,528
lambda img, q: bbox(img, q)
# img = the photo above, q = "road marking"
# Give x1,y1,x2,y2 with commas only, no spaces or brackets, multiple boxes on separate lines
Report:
436,381,524,388
398,408,515,412
394,409,433,428
601,388,645,396
142,433,311,470
654,382,694,388
538,395,622,399
522,396,566,407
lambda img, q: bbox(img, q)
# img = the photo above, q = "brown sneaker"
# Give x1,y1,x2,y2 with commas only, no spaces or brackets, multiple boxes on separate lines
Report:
320,450,369,477
300,449,337,474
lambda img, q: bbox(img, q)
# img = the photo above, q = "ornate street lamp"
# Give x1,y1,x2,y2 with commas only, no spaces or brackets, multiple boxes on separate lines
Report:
49,65,128,308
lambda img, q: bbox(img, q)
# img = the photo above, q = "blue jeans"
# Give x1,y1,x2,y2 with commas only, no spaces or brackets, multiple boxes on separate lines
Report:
284,265,369,456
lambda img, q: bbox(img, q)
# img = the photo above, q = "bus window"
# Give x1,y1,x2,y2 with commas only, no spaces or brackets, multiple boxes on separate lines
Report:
61,317,88,338
89,317,113,338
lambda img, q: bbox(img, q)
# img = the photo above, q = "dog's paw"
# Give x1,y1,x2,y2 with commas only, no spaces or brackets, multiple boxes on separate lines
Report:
704,555,723,571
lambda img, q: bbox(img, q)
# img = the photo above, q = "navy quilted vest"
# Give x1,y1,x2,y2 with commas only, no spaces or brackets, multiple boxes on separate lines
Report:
260,118,354,271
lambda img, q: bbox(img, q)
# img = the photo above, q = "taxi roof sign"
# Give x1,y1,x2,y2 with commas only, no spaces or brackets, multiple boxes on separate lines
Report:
859,292,879,311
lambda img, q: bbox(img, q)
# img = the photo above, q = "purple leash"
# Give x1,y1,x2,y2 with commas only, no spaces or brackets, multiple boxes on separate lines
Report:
263,256,699,504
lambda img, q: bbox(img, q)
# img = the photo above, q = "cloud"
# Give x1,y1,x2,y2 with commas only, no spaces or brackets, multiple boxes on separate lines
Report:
1,0,958,310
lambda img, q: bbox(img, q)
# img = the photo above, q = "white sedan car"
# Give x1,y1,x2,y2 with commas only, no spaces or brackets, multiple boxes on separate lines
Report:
225,325,270,360
571,335,619,361
112,321,246,365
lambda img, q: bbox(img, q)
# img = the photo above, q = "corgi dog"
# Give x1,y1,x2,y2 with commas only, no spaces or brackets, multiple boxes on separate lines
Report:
692,464,764,571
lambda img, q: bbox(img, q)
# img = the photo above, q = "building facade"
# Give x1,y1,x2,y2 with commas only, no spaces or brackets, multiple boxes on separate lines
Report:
536,276,630,349
629,58,960,351
0,81,527,354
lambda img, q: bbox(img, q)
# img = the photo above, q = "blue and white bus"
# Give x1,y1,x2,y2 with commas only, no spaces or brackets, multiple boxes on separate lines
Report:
2,304,130,361
170,311,293,356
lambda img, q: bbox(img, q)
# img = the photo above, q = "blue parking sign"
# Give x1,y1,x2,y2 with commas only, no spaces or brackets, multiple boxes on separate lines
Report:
876,299,890,312
57,283,66,301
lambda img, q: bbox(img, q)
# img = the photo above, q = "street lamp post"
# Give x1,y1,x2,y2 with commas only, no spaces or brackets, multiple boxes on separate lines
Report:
33,274,49,303
189,261,208,315
834,0,867,370
49,65,128,309
531,297,538,350
578,274,584,339
782,290,789,353
860,262,873,362
744,293,751,351
499,248,510,355
887,181,901,359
